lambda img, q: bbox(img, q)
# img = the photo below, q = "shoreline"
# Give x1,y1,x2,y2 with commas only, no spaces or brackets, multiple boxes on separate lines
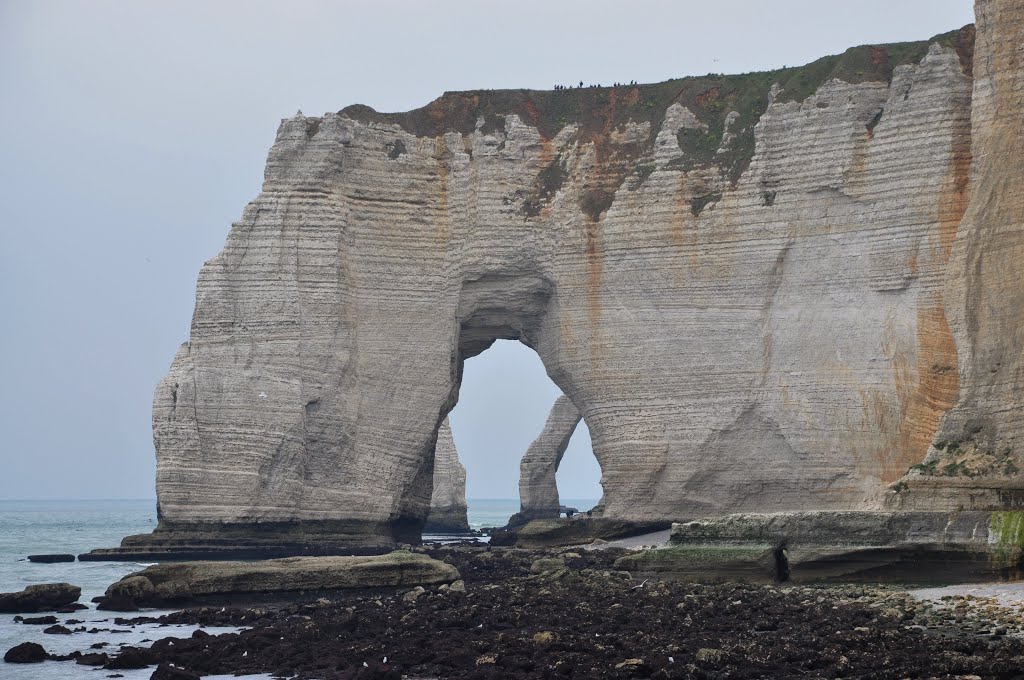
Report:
12,545,1024,679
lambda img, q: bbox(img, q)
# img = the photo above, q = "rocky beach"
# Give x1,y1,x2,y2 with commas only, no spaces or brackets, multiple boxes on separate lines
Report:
9,545,1024,679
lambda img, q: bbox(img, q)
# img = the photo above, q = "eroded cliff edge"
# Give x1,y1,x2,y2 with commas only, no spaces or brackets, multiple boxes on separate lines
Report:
139,3,1022,551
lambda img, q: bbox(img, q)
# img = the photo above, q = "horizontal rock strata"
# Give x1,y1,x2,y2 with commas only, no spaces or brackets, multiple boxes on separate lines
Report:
615,510,1024,583
515,395,583,523
886,0,1024,513
121,0,1024,554
424,418,469,533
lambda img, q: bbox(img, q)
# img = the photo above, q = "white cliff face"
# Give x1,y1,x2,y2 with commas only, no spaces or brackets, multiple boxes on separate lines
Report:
891,0,1024,510
425,419,469,532
518,396,583,520
149,18,1020,546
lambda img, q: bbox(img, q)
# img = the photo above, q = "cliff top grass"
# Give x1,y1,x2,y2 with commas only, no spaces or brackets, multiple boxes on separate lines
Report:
340,25,973,144
339,25,974,217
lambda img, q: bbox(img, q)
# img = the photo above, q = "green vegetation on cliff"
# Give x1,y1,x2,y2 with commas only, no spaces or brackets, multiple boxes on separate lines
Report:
988,512,1024,566
340,25,974,218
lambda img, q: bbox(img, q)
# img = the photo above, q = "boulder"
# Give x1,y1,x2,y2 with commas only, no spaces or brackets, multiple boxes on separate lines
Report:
76,652,108,666
530,557,566,574
43,624,73,634
402,586,426,602
0,583,82,613
4,642,46,663
107,575,155,600
101,551,460,606
97,574,155,611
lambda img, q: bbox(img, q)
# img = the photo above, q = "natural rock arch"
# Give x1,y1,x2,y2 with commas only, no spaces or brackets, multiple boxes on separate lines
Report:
115,14,1024,558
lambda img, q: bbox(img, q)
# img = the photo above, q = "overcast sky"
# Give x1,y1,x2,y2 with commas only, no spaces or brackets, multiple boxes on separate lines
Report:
0,0,975,502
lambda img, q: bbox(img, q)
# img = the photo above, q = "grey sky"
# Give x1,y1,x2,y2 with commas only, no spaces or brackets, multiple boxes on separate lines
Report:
0,0,976,501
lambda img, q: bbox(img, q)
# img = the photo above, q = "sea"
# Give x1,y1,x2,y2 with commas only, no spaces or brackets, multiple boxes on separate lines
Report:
0,497,597,679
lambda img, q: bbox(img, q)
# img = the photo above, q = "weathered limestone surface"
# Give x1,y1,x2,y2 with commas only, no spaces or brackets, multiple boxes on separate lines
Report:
889,0,1024,511
517,396,582,521
424,419,469,533
139,3,1023,551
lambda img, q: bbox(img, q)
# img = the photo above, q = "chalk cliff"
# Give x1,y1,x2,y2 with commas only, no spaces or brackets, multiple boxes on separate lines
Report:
143,0,1022,551
424,419,469,533
516,396,582,522
888,0,1024,511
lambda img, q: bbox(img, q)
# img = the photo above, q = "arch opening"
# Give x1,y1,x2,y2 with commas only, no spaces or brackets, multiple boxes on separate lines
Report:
442,339,602,531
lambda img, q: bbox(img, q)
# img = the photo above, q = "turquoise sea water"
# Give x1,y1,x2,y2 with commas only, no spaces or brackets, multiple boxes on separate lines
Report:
0,497,597,678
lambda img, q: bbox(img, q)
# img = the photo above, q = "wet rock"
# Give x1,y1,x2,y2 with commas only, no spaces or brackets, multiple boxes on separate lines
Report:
530,557,566,574
20,615,58,625
58,545,1024,679
109,575,156,601
27,554,75,563
150,662,200,679
402,586,425,603
106,646,157,670
4,641,47,663
43,624,73,634
76,652,109,666
0,582,82,613
55,602,88,613
98,595,140,612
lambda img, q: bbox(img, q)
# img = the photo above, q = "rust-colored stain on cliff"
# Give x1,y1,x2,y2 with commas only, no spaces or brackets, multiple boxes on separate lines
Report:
869,280,962,484
867,120,970,483
884,292,960,482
